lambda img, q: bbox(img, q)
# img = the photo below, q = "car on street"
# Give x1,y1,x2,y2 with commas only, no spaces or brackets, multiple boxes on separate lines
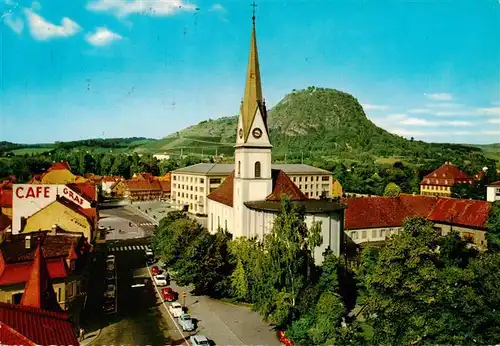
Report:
145,250,155,264
178,313,195,332
104,284,116,298
189,335,210,346
169,302,183,318
151,265,162,275
107,254,115,261
103,298,115,314
106,259,115,271
106,270,115,279
161,287,177,301
154,274,168,286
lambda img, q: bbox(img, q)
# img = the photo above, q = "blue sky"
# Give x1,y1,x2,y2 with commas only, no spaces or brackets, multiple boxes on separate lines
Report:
0,0,499,144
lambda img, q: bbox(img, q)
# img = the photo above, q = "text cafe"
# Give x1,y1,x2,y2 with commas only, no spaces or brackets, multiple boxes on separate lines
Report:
14,184,90,208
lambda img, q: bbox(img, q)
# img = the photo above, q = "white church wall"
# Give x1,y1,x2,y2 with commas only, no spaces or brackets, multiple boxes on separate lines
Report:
305,213,343,265
207,200,234,235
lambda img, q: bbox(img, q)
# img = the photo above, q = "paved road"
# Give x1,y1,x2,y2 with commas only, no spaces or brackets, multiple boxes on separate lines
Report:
100,206,158,238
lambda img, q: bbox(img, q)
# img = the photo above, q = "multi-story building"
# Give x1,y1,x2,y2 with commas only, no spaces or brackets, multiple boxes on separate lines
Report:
342,195,491,249
420,162,472,197
487,181,500,202
171,163,333,215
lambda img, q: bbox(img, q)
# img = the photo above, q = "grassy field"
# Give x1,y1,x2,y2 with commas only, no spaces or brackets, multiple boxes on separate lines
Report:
137,135,234,156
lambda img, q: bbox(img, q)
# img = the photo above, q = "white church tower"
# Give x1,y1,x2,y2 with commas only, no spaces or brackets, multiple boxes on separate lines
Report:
233,10,273,238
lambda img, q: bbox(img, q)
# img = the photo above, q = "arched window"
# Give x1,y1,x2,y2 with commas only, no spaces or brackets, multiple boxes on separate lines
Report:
238,161,241,176
254,161,261,178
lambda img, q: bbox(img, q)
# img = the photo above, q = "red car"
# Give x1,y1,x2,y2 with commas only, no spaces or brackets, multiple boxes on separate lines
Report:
151,266,162,275
161,287,177,302
277,330,294,346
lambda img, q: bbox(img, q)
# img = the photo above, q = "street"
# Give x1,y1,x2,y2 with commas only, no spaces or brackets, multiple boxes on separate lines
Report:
82,205,280,346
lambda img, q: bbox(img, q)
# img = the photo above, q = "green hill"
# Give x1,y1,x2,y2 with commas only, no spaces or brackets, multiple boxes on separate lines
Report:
138,87,498,166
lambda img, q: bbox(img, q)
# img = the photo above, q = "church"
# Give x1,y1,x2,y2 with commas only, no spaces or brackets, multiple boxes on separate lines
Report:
206,15,345,263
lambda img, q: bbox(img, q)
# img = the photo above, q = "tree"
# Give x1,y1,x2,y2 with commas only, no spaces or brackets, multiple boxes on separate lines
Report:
359,216,500,345
383,182,402,196
487,201,500,251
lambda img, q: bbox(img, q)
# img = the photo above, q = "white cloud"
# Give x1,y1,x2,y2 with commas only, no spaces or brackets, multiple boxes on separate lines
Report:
24,9,81,40
86,27,122,46
3,13,24,34
362,104,389,111
386,113,407,120
424,93,453,101
425,102,463,108
407,108,432,114
87,0,197,17
474,107,500,115
481,130,500,136
445,121,471,127
209,3,225,12
399,117,431,126
487,118,500,124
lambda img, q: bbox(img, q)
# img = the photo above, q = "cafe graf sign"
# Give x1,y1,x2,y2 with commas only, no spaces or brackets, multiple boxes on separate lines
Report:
12,184,92,234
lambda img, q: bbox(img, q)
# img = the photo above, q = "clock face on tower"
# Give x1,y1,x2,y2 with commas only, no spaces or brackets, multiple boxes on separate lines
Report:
239,128,243,139
252,128,262,139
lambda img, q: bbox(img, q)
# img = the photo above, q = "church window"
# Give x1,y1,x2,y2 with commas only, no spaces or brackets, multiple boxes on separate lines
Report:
305,177,308,182
218,216,220,228
211,214,213,232
255,162,261,178
225,220,227,231
238,161,241,176
299,177,302,182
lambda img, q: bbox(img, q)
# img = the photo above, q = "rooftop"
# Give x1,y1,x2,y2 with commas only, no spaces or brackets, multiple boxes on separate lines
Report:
245,199,346,213
0,302,78,346
173,163,332,176
420,162,472,186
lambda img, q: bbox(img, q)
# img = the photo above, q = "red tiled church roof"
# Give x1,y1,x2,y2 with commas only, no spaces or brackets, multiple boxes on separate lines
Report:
342,194,490,230
21,245,63,312
266,170,307,201
0,302,78,345
0,257,68,286
428,198,490,229
49,161,72,171
420,162,472,186
207,171,235,207
207,169,307,207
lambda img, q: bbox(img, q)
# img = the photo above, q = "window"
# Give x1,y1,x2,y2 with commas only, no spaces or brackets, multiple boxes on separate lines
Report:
67,282,74,297
58,288,62,302
322,176,329,181
299,177,302,182
305,184,308,189
238,161,241,176
255,161,261,178
218,216,220,228
173,176,177,180
316,176,319,181
362,231,367,239
211,213,213,232
200,187,204,193
371,230,377,238
305,177,308,182
225,220,227,231
210,178,221,184
379,229,385,238
200,178,204,183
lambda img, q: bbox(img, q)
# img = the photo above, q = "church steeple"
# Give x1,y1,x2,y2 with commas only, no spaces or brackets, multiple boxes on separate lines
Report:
240,2,266,142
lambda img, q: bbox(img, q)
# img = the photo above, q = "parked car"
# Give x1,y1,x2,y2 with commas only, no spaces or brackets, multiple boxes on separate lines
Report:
103,299,115,313
178,313,195,332
168,302,183,318
151,265,162,275
104,284,116,298
277,330,294,346
161,287,177,302
107,255,115,261
154,274,168,286
189,335,210,346
106,270,115,280
106,260,115,271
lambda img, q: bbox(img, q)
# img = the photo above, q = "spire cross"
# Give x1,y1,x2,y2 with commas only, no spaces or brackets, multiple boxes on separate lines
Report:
251,1,257,24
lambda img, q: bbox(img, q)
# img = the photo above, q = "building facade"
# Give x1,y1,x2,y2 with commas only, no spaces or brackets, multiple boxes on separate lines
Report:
487,181,500,202
420,162,473,197
171,163,333,215
343,195,490,249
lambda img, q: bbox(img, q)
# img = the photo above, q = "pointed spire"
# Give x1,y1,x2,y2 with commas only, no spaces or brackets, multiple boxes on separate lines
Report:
240,2,265,141
21,244,62,312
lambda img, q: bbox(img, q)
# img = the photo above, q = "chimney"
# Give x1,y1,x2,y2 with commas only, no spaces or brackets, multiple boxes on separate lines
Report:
25,235,31,249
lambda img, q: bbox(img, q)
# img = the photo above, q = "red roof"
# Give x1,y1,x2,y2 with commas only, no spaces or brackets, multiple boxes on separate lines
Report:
133,173,154,181
21,245,63,312
428,198,490,229
50,161,72,171
0,187,13,208
342,195,437,230
342,194,490,230
66,182,97,202
0,321,37,346
158,180,171,193
124,179,162,192
207,171,235,207
102,176,122,182
207,169,308,207
266,170,307,201
420,162,472,186
0,302,78,346
489,181,500,186
0,257,68,286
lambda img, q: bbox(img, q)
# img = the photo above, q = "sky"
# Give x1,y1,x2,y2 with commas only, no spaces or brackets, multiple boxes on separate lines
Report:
0,0,499,144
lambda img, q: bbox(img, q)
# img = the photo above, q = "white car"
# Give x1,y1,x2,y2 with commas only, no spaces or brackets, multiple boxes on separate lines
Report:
189,335,210,346
106,255,115,261
168,302,183,318
154,274,167,286
104,284,116,298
